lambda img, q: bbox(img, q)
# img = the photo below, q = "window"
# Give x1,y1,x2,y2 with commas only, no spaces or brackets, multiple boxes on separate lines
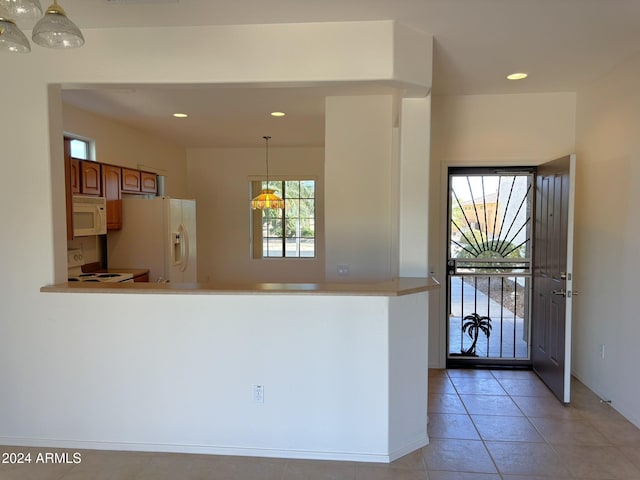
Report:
251,179,316,258
67,136,93,160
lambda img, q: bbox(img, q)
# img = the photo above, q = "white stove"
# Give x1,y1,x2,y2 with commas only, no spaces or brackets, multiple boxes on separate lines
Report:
67,249,134,283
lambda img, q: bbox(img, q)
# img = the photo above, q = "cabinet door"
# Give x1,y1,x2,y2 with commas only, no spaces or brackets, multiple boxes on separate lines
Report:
81,161,101,195
71,159,81,194
122,168,141,192
102,165,122,230
140,171,157,194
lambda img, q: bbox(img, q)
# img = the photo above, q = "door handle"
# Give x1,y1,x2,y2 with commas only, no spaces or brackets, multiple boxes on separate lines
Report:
552,289,567,297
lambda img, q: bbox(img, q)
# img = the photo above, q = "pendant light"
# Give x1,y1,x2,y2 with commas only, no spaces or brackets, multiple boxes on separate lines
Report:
0,14,30,52
0,0,42,18
32,0,84,49
251,136,285,210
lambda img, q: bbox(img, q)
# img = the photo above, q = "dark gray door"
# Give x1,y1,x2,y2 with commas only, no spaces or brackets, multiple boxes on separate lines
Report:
532,154,576,403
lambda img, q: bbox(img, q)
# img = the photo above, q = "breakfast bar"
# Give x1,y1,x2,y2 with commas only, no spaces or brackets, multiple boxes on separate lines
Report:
38,277,438,463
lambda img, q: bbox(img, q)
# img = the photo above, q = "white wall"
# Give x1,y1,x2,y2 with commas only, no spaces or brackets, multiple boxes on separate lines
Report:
573,52,640,427
4,291,424,462
324,95,396,281
63,104,188,198
187,147,325,283
0,20,433,458
429,92,577,367
399,96,431,277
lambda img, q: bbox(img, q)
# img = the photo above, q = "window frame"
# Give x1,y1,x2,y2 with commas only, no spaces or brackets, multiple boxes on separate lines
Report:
64,133,95,161
250,177,317,260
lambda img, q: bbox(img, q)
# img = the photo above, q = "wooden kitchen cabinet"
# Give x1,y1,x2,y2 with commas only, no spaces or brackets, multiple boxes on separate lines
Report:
122,168,141,192
101,164,122,230
81,161,101,195
70,159,80,194
133,272,149,282
140,171,157,194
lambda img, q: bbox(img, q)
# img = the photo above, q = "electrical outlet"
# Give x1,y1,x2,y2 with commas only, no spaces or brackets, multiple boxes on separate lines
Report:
599,344,605,359
337,264,350,276
252,385,264,404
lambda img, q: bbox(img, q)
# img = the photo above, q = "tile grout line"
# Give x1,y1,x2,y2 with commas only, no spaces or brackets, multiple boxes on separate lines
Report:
444,369,503,478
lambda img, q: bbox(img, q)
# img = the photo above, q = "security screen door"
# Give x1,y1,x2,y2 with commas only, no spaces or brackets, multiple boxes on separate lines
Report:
447,167,534,366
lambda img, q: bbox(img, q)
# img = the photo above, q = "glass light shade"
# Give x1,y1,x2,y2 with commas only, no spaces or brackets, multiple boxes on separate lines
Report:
251,189,285,210
0,0,43,18
32,1,84,49
0,17,31,53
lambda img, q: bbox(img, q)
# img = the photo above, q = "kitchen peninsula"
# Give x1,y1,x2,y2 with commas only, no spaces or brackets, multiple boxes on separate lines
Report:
40,277,437,463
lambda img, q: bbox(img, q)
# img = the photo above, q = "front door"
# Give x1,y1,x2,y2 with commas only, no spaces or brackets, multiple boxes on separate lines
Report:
531,154,576,403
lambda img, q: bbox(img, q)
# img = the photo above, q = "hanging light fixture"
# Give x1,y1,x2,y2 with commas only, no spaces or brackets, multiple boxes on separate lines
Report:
32,0,84,49
0,0,42,18
251,136,285,210
0,14,31,52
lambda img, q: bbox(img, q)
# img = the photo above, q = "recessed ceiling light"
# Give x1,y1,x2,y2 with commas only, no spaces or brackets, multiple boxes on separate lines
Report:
507,72,528,80
270,111,286,117
173,113,188,118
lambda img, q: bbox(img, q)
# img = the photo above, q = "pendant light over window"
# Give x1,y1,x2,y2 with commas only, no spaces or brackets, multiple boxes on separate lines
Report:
251,136,285,210
32,0,84,49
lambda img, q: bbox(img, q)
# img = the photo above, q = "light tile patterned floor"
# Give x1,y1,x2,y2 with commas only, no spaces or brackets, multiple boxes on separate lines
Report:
2,369,639,479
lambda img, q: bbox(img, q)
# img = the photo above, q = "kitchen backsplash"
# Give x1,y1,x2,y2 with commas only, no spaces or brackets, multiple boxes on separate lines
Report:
67,236,102,266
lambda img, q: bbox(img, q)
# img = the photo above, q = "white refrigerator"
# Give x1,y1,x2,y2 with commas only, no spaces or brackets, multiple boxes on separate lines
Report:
107,197,197,283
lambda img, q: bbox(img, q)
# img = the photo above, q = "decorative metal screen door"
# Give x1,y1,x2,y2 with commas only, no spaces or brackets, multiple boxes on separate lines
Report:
447,167,535,366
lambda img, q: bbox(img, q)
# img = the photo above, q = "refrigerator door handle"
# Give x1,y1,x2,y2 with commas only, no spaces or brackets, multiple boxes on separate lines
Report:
172,226,187,272
180,223,190,273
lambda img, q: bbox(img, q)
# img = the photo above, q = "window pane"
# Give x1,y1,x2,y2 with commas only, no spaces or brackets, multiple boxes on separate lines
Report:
300,180,315,198
285,199,300,216
300,218,315,236
70,139,89,160
285,180,300,198
285,238,299,257
263,218,281,238
300,199,314,217
263,209,282,221
266,180,282,193
300,239,315,257
284,218,299,238
264,238,283,257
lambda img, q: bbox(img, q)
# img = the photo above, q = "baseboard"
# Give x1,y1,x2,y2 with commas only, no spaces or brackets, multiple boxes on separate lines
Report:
387,434,429,462
0,437,396,464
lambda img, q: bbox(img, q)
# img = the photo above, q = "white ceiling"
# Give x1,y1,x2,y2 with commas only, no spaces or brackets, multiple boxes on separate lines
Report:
57,0,640,148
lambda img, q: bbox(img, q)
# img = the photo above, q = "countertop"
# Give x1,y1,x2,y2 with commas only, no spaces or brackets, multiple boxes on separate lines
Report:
41,276,440,296
104,268,149,278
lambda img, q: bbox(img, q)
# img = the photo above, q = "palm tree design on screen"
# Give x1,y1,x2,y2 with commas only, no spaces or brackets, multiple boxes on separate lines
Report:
461,313,492,356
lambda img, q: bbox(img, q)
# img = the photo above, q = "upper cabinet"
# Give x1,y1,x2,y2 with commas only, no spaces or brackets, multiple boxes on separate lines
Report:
64,136,159,238
102,165,122,230
80,161,102,196
122,168,141,192
122,168,158,194
141,171,158,194
70,159,80,194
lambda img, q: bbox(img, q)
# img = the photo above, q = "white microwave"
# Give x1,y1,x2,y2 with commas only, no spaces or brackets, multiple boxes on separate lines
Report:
72,195,107,236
